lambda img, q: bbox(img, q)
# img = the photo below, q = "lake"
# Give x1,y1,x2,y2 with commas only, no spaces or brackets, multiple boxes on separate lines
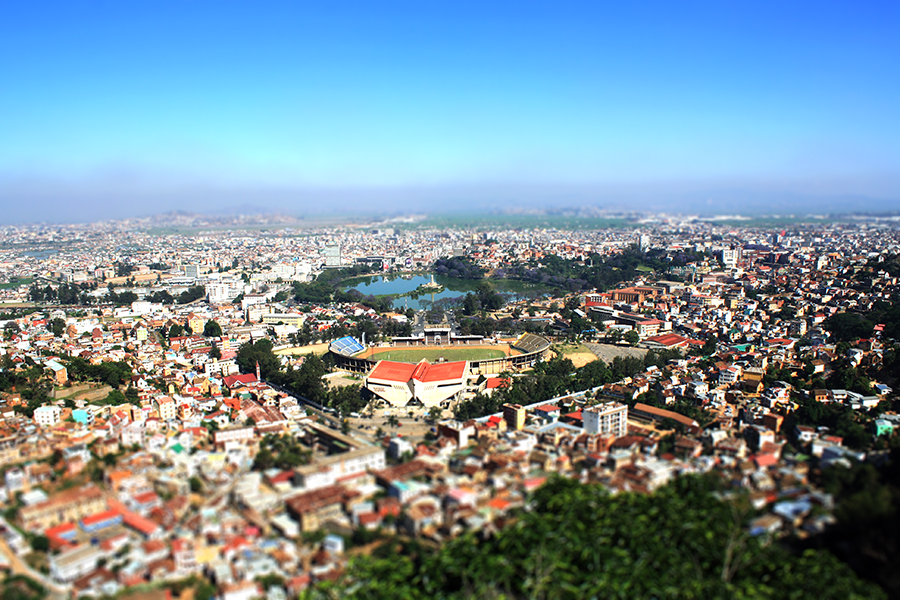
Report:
344,274,554,310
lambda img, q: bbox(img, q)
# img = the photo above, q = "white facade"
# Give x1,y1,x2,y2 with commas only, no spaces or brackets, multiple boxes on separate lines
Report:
583,402,628,438
294,445,386,491
50,544,103,582
34,405,61,427
205,277,245,304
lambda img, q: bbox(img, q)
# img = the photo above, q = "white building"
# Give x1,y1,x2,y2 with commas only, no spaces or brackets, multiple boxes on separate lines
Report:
583,402,628,438
34,404,62,427
293,444,385,491
719,365,742,386
50,544,103,582
366,360,469,408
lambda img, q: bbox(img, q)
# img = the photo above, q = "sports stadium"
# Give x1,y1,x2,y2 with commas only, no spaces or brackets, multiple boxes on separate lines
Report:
329,332,551,410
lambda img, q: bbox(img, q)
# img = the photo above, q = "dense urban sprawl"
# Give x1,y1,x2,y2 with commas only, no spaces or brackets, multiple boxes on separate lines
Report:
0,214,898,599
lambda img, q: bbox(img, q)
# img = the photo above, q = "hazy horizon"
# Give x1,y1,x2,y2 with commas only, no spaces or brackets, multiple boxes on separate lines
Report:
1,1,898,224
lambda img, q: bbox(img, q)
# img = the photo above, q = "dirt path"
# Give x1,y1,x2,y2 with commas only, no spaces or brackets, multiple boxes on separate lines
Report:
0,538,69,600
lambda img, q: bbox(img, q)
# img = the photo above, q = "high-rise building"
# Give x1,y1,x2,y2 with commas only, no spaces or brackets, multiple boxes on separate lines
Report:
324,244,342,268
638,234,650,252
583,402,628,438
502,403,526,431
720,248,742,270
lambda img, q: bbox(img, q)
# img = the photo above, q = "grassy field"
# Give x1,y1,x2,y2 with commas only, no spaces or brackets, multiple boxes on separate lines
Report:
368,347,507,362
0,277,32,289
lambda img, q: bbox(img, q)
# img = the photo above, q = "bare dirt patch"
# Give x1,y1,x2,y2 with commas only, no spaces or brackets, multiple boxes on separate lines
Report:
583,342,649,364
275,343,331,356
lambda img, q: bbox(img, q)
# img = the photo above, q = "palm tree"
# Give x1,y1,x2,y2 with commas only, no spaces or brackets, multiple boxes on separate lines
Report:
387,415,399,429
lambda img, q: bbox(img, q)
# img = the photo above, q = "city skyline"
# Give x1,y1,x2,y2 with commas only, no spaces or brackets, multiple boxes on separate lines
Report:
1,1,899,223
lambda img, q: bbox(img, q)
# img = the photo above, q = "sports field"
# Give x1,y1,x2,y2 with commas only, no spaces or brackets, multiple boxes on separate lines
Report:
363,346,509,363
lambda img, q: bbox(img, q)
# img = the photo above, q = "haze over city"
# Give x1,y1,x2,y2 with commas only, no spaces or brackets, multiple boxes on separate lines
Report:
1,1,899,223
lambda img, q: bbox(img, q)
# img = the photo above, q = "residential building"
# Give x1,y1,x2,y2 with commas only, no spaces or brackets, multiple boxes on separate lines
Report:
583,402,628,438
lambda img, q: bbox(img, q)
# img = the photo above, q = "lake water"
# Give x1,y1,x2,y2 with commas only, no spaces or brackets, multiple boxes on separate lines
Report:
344,274,552,310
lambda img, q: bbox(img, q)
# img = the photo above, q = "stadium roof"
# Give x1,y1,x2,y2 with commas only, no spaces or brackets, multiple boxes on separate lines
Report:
330,336,366,356
412,360,467,383
369,361,419,383
370,360,467,384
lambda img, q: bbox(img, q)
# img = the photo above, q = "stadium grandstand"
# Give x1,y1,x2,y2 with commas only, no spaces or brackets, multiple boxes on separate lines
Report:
330,336,366,357
511,333,552,355
330,332,552,377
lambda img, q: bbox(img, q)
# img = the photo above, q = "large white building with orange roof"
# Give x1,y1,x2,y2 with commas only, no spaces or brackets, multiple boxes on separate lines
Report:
366,359,469,408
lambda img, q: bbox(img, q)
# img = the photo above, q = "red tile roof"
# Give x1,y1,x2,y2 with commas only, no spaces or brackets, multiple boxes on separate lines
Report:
414,361,467,382
368,361,418,383
223,373,258,388
369,360,467,383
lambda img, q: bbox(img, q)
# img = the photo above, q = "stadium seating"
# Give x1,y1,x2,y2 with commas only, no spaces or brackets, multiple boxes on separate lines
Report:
330,336,366,356
512,333,551,355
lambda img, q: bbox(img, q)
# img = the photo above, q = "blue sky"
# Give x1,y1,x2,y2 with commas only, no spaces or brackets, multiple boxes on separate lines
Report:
0,1,898,221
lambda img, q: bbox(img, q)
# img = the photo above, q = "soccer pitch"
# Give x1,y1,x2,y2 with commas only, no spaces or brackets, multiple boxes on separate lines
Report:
368,347,507,363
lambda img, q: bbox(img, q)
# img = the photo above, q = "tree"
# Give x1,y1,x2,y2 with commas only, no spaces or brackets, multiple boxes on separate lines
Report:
427,406,444,423
209,344,222,360
624,330,640,346
300,475,885,599
235,338,281,381
30,535,49,553
700,335,718,356
49,318,66,337
824,312,875,342
168,323,184,339
203,319,222,338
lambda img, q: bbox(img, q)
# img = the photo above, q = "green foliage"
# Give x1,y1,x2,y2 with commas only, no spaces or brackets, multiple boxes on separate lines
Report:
460,282,504,315
700,335,718,356
177,286,206,304
29,535,49,553
624,329,640,346
453,349,684,420
791,396,870,449
499,248,706,292
328,384,366,417
235,338,281,381
65,357,133,388
49,317,66,337
0,575,46,600
817,458,900,596
302,475,884,599
432,256,485,280
277,353,329,403
97,389,128,406
824,312,875,343
203,319,223,337
253,434,312,470
146,290,175,304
